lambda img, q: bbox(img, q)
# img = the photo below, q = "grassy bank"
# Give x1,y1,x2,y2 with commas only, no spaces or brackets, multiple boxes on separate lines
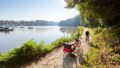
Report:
81,27,120,68
0,36,74,68
0,26,84,68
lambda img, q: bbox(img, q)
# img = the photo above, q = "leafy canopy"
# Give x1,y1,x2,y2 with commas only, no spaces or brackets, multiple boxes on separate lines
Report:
65,0,120,27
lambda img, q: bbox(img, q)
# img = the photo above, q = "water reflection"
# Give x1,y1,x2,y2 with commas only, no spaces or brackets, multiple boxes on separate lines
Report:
0,26,76,54
59,27,77,34
0,29,14,34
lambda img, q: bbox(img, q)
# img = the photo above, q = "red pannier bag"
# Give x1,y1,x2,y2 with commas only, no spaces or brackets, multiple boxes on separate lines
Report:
63,43,72,53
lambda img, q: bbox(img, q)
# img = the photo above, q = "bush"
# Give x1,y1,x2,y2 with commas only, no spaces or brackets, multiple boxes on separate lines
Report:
75,26,84,39
81,27,120,67
0,37,73,67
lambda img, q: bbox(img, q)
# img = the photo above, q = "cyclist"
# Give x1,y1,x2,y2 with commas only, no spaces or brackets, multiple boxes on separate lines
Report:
85,30,90,43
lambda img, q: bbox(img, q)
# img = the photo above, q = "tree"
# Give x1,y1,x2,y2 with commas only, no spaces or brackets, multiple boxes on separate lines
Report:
65,0,120,27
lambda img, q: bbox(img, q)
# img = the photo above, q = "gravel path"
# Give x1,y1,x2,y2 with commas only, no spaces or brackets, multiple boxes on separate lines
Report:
21,28,91,68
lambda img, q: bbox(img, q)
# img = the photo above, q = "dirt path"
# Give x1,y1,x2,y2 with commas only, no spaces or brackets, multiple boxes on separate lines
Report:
81,28,91,56
21,28,91,68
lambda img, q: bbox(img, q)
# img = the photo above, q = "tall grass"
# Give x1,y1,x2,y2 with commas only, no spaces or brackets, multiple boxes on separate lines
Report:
81,27,120,67
0,36,74,68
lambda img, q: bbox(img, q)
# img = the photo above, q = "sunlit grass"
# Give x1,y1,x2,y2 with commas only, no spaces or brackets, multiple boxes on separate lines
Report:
81,27,120,67
0,36,74,68
74,26,84,39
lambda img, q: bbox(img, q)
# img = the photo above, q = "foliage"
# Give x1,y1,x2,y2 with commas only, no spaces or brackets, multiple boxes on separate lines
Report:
0,37,73,68
75,26,84,39
0,20,58,26
81,28,120,67
59,15,80,27
65,0,120,67
65,0,120,27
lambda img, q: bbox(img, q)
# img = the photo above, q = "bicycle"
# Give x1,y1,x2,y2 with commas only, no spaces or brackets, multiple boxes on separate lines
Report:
85,35,89,44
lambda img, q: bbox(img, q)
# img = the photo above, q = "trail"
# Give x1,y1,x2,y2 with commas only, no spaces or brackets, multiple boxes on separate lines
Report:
21,28,91,68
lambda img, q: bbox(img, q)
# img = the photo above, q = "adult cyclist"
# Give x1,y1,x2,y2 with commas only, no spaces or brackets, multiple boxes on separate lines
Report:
85,30,90,43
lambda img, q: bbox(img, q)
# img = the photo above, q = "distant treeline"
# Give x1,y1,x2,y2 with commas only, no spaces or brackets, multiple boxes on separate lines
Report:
0,15,81,27
58,15,80,27
0,20,57,26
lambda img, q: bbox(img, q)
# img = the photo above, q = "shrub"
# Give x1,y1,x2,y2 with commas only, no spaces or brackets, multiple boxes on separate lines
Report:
82,27,120,67
0,36,73,67
75,26,84,39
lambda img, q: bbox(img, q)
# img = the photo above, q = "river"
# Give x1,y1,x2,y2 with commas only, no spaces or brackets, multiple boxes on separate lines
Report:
0,26,76,54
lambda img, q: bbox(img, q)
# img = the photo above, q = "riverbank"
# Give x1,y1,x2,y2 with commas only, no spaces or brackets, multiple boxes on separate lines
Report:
0,36,73,68
21,28,90,68
0,26,85,68
0,26,76,54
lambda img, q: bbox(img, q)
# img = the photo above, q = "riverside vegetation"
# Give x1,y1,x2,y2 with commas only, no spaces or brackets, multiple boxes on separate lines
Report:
80,27,120,67
0,0,120,67
0,36,74,68
0,26,84,68
65,0,120,67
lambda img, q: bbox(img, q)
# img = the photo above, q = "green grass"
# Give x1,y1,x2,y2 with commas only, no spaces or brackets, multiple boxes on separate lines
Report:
0,36,74,68
74,26,84,39
81,27,120,67
80,47,102,68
